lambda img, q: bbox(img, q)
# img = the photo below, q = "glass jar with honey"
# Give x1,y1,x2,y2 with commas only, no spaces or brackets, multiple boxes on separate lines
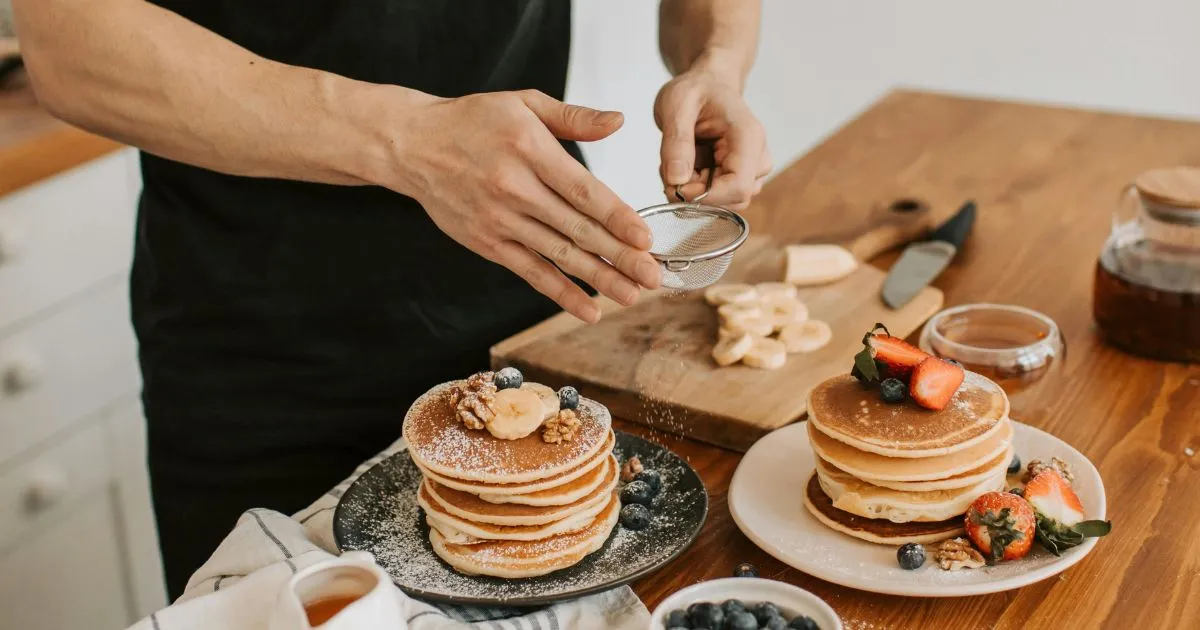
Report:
1093,166,1200,362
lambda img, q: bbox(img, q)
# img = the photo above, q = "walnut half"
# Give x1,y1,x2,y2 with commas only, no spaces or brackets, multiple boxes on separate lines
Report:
1023,457,1075,484
543,409,580,444
449,371,497,430
933,537,986,571
620,456,644,482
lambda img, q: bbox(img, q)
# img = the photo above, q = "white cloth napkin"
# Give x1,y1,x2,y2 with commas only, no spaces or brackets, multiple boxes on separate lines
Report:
124,439,651,630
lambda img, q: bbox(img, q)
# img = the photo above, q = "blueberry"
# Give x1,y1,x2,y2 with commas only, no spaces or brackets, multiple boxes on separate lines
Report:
634,469,663,494
1010,487,1025,497
619,503,651,530
897,542,926,570
751,603,781,626
720,599,746,617
688,602,724,629
732,562,758,578
788,616,819,630
665,609,689,628
763,616,788,630
725,611,757,630
880,378,907,403
557,386,580,410
494,367,522,390
1007,454,1021,474
621,480,655,507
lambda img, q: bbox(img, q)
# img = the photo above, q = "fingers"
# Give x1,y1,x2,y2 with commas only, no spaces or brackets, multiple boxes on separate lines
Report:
489,240,601,324
509,214,644,307
704,121,766,210
659,94,702,187
518,181,661,290
518,90,624,142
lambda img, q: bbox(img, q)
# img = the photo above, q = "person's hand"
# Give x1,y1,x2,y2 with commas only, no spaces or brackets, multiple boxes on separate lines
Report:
654,67,771,210
387,89,661,324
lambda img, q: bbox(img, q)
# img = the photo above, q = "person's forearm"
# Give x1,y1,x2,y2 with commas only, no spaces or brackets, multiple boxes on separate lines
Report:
12,0,426,186
658,0,761,91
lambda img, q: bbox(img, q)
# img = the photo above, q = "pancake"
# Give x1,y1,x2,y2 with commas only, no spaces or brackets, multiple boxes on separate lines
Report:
430,491,621,578
807,372,1009,458
815,456,1005,522
418,483,609,544
416,430,615,501
403,380,612,484
802,474,963,545
839,446,1013,492
808,419,1013,482
422,455,618,526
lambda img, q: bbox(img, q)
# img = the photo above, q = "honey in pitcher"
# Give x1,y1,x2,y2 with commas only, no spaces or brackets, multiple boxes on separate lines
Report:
1092,167,1200,363
304,594,360,627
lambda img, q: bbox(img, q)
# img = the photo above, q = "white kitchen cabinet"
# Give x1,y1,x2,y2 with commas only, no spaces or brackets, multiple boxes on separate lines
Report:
0,147,166,628
0,494,131,630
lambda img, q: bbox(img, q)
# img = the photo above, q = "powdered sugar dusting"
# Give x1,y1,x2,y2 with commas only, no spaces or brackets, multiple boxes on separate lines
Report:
334,432,707,604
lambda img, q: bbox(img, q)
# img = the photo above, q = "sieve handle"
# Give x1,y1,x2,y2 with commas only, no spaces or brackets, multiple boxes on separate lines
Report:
841,198,936,261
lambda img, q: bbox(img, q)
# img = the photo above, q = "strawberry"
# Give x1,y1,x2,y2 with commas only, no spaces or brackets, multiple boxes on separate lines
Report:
908,356,965,410
851,323,931,384
1024,470,1112,555
964,491,1036,564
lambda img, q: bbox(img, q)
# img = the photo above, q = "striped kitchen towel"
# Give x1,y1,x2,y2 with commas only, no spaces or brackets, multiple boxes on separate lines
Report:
123,438,651,630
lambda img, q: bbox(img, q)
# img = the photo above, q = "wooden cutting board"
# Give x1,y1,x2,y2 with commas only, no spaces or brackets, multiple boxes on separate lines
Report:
490,204,945,452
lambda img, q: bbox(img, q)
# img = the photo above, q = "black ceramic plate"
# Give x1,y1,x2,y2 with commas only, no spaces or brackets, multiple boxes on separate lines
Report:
333,430,707,607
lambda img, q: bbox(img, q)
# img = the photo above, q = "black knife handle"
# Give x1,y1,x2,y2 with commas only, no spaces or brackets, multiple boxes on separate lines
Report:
929,200,977,248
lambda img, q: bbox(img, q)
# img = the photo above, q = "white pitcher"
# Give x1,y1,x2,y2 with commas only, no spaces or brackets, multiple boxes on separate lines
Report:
267,551,407,630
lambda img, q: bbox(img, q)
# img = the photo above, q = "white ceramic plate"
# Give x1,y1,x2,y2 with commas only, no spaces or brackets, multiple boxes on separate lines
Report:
728,420,1107,597
649,577,842,630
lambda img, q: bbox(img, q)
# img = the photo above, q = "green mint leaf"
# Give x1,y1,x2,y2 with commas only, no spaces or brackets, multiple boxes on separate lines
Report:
1072,520,1112,538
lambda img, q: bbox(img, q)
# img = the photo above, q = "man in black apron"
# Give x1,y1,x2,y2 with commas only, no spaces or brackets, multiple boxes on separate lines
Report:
14,0,769,598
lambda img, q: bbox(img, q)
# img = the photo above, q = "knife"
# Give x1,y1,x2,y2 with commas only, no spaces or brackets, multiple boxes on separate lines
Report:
881,200,977,309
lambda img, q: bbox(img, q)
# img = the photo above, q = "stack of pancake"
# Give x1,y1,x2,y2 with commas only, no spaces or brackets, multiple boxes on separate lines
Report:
803,371,1012,544
402,380,619,578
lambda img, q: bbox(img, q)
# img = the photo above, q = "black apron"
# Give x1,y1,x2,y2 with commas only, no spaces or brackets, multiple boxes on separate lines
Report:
134,0,576,598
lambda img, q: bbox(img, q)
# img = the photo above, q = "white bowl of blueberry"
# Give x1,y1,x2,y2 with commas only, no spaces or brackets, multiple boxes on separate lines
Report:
649,577,841,630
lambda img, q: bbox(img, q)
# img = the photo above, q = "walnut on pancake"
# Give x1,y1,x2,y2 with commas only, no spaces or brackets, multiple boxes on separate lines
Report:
449,371,497,430
543,409,580,443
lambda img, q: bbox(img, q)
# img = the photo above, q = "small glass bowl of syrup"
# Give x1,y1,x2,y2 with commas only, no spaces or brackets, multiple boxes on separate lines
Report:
918,303,1064,400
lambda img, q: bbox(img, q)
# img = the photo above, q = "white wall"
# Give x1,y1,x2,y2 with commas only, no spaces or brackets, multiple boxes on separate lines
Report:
568,0,1200,207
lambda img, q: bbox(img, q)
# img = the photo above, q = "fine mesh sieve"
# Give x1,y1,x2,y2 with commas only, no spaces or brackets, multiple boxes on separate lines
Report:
635,173,750,291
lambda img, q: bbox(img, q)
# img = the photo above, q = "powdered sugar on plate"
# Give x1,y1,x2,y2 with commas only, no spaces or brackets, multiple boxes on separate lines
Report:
333,431,707,606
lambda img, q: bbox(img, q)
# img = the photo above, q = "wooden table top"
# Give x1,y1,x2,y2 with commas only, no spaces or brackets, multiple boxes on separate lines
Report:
625,89,1200,629
0,68,122,198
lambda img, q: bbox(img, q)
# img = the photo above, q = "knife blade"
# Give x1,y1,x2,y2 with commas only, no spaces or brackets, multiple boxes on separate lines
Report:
881,200,977,309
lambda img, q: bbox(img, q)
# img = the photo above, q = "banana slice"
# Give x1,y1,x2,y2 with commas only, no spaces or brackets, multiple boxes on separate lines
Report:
762,294,809,331
756,282,798,300
712,332,754,367
722,313,774,338
485,388,545,440
784,244,859,286
778,319,833,353
520,382,560,421
717,301,763,320
704,283,759,306
743,337,788,370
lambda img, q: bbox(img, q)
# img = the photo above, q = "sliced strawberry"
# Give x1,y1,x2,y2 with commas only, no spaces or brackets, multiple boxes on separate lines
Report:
1024,470,1085,526
964,491,1035,564
1024,469,1112,555
908,357,965,410
867,332,930,381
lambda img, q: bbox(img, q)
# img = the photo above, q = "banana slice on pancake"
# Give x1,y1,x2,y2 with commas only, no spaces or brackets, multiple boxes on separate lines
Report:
704,283,759,306
762,294,809,331
520,382,560,421
778,319,833,353
486,388,545,440
743,337,787,370
712,331,754,366
784,244,858,286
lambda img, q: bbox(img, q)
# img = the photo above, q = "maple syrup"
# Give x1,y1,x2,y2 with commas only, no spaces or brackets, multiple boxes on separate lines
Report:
303,594,359,627
1092,167,1200,363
